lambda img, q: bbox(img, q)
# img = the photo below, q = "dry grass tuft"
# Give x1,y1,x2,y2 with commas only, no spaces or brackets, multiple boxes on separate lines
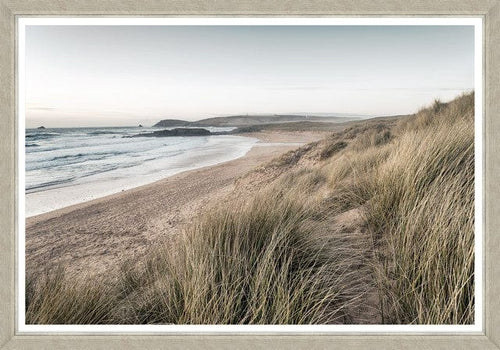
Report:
26,267,118,324
363,95,475,324
120,190,370,324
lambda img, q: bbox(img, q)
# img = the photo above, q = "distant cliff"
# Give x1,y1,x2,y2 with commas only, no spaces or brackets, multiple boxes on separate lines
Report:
153,119,191,127
154,114,360,128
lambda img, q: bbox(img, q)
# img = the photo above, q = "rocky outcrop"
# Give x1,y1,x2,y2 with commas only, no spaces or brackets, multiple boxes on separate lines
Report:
130,128,213,138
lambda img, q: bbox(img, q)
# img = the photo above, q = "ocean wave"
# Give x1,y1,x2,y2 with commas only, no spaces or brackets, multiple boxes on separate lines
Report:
26,162,132,190
87,131,123,135
52,153,86,160
26,132,60,141
26,152,121,171
67,161,144,180
25,143,39,147
30,150,127,163
25,177,75,192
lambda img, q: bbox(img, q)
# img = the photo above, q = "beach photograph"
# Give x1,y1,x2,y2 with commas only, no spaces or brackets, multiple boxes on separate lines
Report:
23,21,477,326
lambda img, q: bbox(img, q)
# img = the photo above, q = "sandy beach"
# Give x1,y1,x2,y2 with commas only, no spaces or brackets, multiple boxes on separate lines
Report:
25,131,327,279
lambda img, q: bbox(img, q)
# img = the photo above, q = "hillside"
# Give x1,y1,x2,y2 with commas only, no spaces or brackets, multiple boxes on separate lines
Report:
26,93,474,325
152,119,191,127
233,116,405,134
235,93,475,324
154,114,360,128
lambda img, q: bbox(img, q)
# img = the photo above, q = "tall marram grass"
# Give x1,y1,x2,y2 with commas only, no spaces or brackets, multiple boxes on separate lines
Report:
25,267,118,324
119,188,370,324
309,93,474,324
320,93,474,324
26,185,371,324
26,93,475,324
363,94,475,324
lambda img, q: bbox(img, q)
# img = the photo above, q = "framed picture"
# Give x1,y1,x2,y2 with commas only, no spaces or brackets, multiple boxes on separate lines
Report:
1,1,499,349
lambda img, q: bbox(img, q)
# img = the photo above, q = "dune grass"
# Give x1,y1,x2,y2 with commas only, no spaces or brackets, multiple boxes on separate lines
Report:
26,93,475,325
317,93,475,323
25,267,118,324
26,187,372,324
364,95,475,324
118,188,371,324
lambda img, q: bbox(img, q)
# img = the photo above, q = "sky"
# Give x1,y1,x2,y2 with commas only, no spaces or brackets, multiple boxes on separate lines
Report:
25,25,475,127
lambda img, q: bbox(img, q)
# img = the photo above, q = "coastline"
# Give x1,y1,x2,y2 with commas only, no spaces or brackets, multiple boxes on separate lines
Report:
25,131,328,278
26,133,258,217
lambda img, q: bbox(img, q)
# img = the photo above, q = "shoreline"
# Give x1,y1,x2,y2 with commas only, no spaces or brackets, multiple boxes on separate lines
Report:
26,134,258,218
26,130,328,278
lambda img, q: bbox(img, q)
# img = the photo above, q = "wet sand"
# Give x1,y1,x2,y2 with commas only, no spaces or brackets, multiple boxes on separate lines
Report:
25,131,327,278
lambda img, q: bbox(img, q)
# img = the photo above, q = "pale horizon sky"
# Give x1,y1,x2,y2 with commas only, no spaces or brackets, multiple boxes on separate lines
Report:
25,25,475,127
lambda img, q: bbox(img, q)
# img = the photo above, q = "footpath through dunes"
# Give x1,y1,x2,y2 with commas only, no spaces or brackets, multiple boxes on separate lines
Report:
25,131,328,280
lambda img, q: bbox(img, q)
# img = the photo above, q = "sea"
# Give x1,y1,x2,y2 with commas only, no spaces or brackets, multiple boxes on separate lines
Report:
25,126,258,217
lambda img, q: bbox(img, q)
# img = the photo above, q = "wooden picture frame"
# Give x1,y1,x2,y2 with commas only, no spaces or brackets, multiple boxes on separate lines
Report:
1,1,499,349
